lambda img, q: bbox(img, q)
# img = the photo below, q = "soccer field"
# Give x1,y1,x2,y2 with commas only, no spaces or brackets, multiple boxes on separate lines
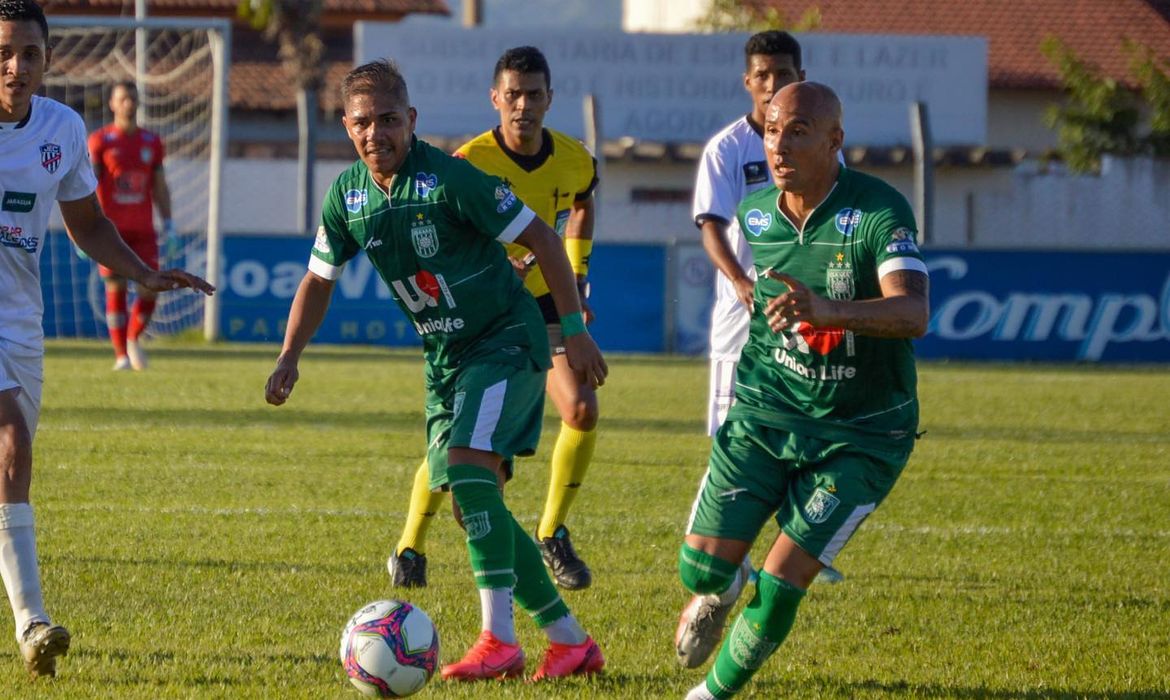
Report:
3,340,1167,699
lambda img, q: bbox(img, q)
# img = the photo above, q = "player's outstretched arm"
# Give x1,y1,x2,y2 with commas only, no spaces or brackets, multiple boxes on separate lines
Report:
514,219,608,388
763,269,929,338
59,193,214,295
266,271,336,406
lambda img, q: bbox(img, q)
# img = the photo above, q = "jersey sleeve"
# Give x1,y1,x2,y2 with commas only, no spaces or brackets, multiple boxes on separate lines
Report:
307,180,361,280
59,116,98,202
449,159,535,243
692,140,739,227
862,191,929,280
575,148,598,202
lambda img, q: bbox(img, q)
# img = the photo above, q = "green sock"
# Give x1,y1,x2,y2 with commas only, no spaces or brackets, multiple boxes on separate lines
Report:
707,570,805,698
511,517,569,626
447,464,515,589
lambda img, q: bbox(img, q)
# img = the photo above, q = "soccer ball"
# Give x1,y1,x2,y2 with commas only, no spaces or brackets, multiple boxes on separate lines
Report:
340,600,439,697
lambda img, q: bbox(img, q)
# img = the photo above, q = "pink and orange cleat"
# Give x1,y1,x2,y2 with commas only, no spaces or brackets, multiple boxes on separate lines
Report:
441,631,525,681
531,636,605,681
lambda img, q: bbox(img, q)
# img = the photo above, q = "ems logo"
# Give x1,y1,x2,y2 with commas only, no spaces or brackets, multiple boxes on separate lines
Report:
728,617,778,670
834,208,863,236
312,226,331,254
411,224,439,258
804,487,840,524
415,172,438,198
39,143,62,174
464,511,491,541
743,208,772,237
141,147,153,164
494,184,517,213
344,189,367,214
826,267,855,300
453,391,465,420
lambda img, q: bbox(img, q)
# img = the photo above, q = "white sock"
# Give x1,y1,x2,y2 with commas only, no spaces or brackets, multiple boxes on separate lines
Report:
543,613,587,645
715,557,749,605
687,680,718,700
0,503,48,640
479,587,516,644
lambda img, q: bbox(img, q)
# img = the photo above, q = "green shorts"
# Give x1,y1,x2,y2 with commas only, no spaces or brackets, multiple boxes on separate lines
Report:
425,361,547,490
686,420,910,566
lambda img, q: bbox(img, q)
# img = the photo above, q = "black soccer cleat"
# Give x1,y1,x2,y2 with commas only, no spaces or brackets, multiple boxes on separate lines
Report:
536,525,592,590
386,547,428,588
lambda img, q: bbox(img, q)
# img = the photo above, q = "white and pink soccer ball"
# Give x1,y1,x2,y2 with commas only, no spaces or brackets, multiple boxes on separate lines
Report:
340,600,439,697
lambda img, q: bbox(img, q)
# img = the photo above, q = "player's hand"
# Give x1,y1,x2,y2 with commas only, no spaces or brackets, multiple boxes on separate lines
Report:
563,332,608,389
509,255,533,281
763,269,833,332
732,275,755,312
137,269,216,295
265,359,299,406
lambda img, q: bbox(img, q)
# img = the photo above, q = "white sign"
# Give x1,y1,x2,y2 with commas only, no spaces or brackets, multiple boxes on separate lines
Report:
354,25,987,146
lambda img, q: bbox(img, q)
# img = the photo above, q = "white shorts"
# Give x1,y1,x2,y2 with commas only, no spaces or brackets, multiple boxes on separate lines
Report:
0,349,43,439
706,358,738,437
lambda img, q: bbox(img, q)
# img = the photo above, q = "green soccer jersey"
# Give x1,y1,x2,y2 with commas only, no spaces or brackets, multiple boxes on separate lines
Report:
310,137,551,376
729,167,929,451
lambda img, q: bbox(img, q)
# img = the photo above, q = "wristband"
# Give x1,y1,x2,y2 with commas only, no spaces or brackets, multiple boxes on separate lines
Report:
564,237,592,277
560,311,587,338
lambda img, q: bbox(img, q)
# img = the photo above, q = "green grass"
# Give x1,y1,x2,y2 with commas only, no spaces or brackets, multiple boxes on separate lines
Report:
3,339,1168,698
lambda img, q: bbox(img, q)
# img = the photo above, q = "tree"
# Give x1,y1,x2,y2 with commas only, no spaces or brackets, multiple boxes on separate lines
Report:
1042,37,1170,172
238,0,326,234
692,0,821,32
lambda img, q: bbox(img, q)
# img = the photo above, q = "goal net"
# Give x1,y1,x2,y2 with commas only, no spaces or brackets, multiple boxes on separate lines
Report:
42,17,228,341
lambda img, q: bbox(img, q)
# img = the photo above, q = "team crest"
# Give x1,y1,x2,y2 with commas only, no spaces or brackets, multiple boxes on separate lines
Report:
803,487,840,524
464,511,491,541
412,224,439,258
728,617,779,670
39,143,62,174
834,208,863,236
826,265,855,300
415,172,438,198
141,146,153,164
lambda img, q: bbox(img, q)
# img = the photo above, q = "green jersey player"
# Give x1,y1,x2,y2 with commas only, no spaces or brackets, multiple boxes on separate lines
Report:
676,82,930,700
264,60,607,682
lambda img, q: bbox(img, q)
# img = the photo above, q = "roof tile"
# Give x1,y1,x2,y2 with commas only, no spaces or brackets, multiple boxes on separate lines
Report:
762,0,1170,88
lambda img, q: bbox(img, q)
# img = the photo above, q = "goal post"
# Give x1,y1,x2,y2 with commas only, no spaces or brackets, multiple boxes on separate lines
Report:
44,16,231,342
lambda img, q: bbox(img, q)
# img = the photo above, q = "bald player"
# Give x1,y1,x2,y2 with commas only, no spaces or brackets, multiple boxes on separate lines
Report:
674,82,930,699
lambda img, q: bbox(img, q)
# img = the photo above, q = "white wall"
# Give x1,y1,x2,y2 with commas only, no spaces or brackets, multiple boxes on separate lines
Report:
622,0,709,33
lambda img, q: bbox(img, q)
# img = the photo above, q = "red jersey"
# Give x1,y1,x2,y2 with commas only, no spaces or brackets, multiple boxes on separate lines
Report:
88,125,165,235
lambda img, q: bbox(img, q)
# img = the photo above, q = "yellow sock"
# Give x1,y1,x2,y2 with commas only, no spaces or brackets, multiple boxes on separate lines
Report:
396,460,447,555
537,423,597,539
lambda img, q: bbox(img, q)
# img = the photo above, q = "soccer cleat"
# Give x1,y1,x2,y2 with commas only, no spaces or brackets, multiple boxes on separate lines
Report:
441,630,525,681
386,547,428,588
19,622,70,678
675,557,753,669
112,356,131,371
536,525,592,590
530,636,604,681
126,338,148,370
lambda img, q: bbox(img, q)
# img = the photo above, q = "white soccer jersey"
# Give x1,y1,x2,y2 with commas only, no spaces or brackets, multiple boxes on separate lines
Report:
0,96,97,354
692,116,771,360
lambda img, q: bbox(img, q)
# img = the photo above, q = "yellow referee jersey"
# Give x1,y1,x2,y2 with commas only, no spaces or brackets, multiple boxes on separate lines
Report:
455,127,598,298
